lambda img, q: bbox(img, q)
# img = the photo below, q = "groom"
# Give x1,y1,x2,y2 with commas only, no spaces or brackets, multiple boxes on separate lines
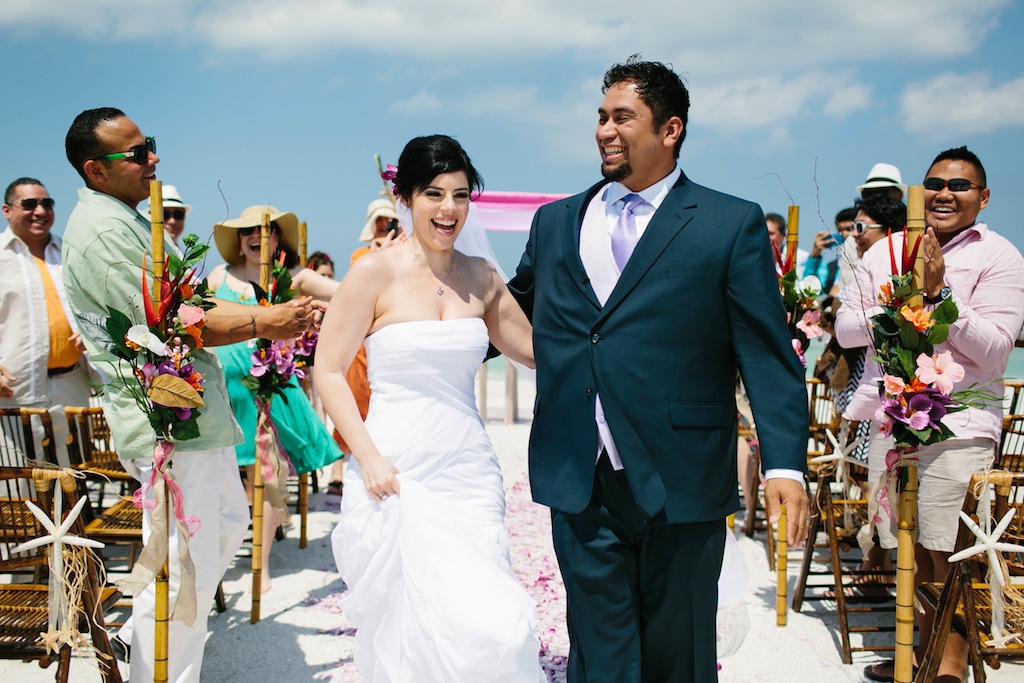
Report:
509,56,810,682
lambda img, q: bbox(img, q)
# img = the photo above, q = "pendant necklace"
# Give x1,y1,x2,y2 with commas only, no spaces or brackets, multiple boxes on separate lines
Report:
435,256,455,296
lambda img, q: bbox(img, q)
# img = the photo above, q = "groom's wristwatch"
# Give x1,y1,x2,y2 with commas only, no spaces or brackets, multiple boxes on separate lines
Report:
924,285,952,305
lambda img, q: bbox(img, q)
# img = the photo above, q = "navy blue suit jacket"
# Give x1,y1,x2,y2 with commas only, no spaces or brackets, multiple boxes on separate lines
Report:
509,172,808,523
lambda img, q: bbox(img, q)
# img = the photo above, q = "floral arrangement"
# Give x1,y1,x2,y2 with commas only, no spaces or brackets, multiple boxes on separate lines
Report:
105,233,214,441
777,263,824,366
866,232,997,521
240,256,318,401
101,232,212,624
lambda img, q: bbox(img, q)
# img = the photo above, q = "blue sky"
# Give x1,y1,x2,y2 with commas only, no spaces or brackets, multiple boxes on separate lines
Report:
3,0,1023,278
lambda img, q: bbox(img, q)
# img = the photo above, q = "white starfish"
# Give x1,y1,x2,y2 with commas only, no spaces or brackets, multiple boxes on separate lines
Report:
947,507,1024,588
810,428,867,486
983,631,1022,648
12,487,105,555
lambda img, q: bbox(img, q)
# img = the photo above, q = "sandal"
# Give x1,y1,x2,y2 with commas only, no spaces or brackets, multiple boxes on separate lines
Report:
863,659,918,682
327,481,344,497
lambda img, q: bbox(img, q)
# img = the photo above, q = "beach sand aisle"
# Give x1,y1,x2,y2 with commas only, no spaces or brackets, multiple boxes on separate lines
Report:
1,416,1022,681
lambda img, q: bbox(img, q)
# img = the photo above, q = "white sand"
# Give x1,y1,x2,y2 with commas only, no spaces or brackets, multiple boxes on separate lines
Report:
3,374,1021,681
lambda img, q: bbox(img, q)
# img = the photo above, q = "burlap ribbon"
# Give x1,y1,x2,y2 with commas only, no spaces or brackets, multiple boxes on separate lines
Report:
255,400,290,519
117,440,199,626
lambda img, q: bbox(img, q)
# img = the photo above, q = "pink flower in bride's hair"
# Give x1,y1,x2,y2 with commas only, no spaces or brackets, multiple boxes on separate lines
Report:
915,351,965,395
381,164,398,182
883,374,906,396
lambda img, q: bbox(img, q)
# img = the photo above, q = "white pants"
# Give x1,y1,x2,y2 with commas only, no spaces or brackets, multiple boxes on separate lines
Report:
119,447,248,683
0,366,93,467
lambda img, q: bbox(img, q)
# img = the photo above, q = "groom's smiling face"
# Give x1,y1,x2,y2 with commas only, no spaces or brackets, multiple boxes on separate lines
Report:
596,81,679,192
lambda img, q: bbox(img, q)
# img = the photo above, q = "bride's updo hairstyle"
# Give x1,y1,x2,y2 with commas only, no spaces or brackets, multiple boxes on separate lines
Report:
394,135,483,203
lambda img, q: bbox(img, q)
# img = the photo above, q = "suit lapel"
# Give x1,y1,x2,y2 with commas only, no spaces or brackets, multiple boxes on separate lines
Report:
599,175,697,315
560,183,604,310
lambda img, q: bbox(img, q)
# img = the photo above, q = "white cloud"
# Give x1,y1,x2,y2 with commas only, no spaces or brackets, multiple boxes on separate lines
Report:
389,91,443,115
692,71,870,134
901,71,1024,137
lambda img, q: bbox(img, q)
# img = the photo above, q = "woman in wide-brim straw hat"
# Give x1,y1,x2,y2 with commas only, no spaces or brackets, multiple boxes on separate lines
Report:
207,204,343,591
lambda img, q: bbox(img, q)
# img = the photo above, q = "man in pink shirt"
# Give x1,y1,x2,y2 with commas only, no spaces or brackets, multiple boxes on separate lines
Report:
836,146,1024,682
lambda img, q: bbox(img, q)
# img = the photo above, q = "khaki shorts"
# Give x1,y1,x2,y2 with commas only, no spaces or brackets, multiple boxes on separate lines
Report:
867,434,995,553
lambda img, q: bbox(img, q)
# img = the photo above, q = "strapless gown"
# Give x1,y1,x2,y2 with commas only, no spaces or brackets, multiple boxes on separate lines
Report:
331,318,543,682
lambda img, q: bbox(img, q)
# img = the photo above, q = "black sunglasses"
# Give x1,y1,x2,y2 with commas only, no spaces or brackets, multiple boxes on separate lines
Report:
91,136,157,165
852,221,883,235
238,224,280,237
923,177,984,193
164,208,186,221
7,197,55,211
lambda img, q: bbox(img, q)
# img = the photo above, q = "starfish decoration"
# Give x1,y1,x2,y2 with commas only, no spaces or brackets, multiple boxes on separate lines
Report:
947,507,1023,588
12,490,104,555
810,428,867,487
983,631,1022,648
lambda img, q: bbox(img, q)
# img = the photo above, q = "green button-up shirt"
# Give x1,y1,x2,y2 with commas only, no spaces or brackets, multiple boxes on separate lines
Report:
62,187,242,459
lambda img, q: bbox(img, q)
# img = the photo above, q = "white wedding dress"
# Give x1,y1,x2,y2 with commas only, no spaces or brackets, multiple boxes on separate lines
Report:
332,318,543,683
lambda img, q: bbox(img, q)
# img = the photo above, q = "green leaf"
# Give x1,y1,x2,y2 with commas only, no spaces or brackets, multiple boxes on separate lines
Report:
930,298,959,325
241,376,260,393
898,323,920,351
928,324,949,346
171,418,201,441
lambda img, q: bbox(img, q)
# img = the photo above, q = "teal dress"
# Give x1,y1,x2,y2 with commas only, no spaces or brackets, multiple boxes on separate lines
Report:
213,270,341,472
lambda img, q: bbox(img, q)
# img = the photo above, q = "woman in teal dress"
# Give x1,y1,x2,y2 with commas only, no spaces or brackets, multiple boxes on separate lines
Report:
208,204,341,590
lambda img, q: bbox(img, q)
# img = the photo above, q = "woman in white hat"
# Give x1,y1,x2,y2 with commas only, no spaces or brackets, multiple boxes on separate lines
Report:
207,205,342,591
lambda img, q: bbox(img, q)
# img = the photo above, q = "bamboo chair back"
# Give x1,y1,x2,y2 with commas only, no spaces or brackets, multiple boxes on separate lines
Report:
997,414,1024,473
1004,380,1024,415
0,466,123,681
0,407,58,468
916,471,1024,682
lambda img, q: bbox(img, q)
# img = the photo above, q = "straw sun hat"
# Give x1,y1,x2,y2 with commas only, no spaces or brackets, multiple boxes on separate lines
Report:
358,198,398,242
214,205,299,266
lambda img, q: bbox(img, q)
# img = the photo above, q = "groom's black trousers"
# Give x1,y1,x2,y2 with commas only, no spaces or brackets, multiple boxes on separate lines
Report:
551,453,726,683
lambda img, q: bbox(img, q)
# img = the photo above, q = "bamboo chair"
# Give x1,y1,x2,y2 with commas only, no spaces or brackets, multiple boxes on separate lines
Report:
0,466,123,682
63,407,134,509
806,378,837,480
738,417,776,568
58,408,143,570
791,451,896,663
1004,380,1024,416
915,471,1024,683
1,407,59,467
997,414,1024,473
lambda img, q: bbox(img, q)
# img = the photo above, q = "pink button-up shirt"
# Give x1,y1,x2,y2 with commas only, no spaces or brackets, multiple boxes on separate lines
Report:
835,223,1024,443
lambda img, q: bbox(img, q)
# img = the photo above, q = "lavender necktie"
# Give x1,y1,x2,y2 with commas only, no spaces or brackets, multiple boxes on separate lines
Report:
611,193,644,273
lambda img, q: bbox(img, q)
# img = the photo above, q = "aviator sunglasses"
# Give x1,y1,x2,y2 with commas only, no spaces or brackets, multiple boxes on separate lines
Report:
90,136,157,165
7,197,55,211
923,177,984,192
164,208,186,221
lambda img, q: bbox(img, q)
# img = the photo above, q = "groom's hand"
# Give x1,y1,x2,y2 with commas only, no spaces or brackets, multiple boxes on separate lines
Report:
764,478,809,549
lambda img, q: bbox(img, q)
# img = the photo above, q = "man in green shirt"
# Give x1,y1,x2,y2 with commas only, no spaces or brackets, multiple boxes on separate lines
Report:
62,107,318,683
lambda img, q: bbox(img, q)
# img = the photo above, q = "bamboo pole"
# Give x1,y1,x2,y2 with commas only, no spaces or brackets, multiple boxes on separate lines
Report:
776,503,788,627
251,212,271,620
149,180,171,683
478,363,489,420
504,361,518,424
893,185,925,683
297,221,309,550
785,205,799,272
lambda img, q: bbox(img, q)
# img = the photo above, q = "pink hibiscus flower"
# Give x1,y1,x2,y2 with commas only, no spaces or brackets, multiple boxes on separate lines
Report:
915,351,965,395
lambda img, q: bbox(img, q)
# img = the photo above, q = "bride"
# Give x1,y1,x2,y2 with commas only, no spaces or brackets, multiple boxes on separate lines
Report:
315,135,541,682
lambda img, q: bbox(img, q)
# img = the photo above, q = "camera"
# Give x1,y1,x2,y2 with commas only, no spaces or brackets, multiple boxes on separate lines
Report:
385,218,399,238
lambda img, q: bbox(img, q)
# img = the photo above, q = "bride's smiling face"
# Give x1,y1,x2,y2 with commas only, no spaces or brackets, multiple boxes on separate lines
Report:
405,172,470,250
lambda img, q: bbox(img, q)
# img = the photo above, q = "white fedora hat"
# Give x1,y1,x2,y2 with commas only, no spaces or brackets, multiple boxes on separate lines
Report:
358,198,398,242
856,163,908,196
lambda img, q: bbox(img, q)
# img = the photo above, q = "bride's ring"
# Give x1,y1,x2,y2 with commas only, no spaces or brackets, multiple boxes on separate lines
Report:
378,492,388,500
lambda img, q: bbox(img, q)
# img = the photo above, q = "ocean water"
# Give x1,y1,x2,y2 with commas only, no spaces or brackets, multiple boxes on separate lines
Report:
805,339,1024,381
